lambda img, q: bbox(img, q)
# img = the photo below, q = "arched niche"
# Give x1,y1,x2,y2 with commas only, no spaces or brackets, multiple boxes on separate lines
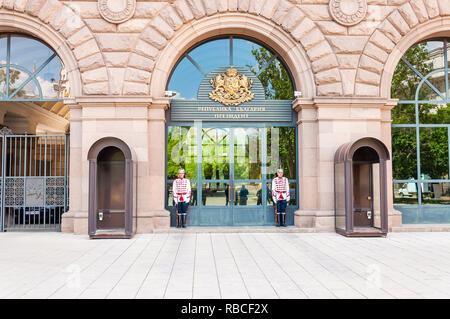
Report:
87,137,133,238
334,137,390,237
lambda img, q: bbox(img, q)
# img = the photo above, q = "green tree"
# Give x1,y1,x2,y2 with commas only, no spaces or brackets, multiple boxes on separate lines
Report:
250,48,296,180
250,47,294,100
0,68,26,97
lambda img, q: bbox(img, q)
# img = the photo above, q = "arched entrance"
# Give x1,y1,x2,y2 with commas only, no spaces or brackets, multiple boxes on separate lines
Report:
88,137,133,238
165,35,298,226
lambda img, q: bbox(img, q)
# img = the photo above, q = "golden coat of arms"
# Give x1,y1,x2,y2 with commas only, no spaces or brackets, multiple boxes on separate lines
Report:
209,68,254,106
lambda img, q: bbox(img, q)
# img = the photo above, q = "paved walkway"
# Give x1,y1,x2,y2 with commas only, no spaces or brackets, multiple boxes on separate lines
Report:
1,231,450,299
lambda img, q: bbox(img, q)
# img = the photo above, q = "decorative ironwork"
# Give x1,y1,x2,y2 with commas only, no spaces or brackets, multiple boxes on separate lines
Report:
209,67,254,106
0,127,13,135
5,178,24,206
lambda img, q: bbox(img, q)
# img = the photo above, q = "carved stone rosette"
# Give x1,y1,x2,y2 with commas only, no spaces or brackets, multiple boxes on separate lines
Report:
98,0,136,24
329,0,368,26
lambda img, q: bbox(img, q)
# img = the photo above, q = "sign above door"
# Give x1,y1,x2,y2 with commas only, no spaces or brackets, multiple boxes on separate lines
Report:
170,66,293,122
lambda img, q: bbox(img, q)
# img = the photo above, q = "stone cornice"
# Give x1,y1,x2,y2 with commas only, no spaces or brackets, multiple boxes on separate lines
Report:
64,96,170,108
293,97,400,111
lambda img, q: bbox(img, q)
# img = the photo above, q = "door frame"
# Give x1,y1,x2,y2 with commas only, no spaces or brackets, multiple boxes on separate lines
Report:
87,137,133,238
165,121,299,226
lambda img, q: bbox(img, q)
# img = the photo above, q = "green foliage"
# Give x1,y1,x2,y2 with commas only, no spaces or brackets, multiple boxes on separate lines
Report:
167,126,197,180
391,42,433,101
420,127,449,179
392,128,417,180
249,47,294,100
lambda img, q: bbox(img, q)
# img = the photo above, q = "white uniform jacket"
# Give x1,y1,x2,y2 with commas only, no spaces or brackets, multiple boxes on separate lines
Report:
172,178,191,204
272,176,290,203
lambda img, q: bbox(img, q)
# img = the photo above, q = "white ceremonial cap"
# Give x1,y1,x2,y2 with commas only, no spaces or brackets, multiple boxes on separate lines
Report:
277,168,283,173
178,169,185,174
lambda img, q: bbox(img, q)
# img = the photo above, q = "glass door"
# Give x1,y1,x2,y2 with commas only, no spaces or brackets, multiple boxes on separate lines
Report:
232,127,264,225
199,127,233,225
166,123,298,226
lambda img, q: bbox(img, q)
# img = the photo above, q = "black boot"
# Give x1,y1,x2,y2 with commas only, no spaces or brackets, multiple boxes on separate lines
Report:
182,214,187,228
276,214,280,227
281,214,286,227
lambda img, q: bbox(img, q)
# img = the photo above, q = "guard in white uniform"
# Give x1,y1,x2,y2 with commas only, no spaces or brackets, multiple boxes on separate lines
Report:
272,168,290,227
172,169,191,228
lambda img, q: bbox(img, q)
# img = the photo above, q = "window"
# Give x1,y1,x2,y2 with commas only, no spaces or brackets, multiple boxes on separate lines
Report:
167,36,294,100
392,39,450,223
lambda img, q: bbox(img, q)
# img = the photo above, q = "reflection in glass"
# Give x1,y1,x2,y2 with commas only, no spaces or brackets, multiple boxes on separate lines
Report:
167,126,197,180
234,127,262,180
419,103,450,124
266,126,296,179
189,38,229,76
202,128,230,180
167,182,197,207
392,59,428,101
0,34,63,100
234,183,261,206
392,127,417,180
421,182,450,205
372,163,381,228
393,182,419,205
9,68,39,99
202,182,229,206
36,57,62,99
420,127,449,180
258,182,273,205
10,36,54,72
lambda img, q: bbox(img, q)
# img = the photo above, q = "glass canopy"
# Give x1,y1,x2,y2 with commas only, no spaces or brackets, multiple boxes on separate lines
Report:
167,36,294,100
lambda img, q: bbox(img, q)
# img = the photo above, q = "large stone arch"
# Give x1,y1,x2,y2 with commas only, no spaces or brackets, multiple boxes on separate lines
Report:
355,0,450,98
0,0,108,96
124,0,343,98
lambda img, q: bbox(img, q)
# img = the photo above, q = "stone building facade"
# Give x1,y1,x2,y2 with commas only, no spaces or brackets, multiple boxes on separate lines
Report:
1,0,449,235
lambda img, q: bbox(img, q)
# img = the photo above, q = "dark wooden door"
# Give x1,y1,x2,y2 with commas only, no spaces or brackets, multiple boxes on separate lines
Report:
353,163,373,227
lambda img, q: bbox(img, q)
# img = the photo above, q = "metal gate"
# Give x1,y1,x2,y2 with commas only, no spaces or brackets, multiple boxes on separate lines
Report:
0,132,69,231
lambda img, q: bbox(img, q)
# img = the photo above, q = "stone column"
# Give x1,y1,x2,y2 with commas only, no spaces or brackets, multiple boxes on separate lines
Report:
135,97,170,233
382,100,403,230
292,98,324,229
